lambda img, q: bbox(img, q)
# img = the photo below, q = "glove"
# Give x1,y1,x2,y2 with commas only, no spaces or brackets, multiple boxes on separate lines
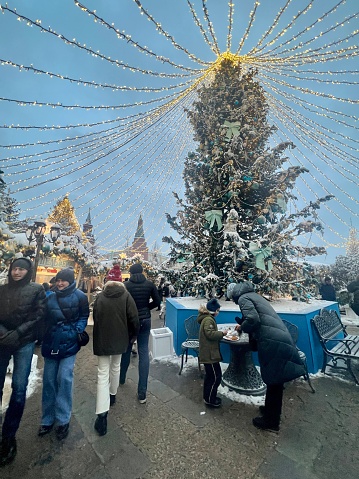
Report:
234,316,244,325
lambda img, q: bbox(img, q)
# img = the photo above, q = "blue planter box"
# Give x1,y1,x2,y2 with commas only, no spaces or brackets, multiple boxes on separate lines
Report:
165,297,339,373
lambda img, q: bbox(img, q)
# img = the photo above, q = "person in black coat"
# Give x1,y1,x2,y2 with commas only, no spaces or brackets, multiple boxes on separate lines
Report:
0,258,46,466
319,276,336,301
228,281,306,431
347,276,359,316
119,263,160,403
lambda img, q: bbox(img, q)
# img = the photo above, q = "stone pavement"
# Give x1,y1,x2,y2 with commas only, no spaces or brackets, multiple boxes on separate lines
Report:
1,312,359,478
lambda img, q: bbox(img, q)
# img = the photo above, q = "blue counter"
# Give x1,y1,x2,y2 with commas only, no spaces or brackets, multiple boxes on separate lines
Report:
165,297,339,373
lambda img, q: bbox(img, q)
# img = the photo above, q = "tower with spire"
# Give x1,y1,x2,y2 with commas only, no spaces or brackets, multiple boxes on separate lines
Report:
83,208,95,245
129,214,148,260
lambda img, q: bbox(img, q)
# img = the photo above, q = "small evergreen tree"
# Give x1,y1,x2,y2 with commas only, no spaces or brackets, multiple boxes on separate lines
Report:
163,56,332,298
0,169,26,233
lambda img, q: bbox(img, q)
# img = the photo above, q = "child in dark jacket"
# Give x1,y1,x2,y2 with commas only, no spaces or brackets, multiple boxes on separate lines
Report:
197,299,228,408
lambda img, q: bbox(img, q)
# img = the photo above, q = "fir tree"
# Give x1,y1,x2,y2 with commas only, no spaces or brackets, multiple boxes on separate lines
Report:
48,194,81,235
331,228,359,289
163,57,332,298
0,169,26,233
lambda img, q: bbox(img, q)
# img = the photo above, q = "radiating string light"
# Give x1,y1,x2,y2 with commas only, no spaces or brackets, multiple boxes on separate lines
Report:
226,2,234,52
1,0,357,256
76,1,209,68
236,1,260,54
0,4,201,77
186,0,218,55
201,0,221,55
0,58,197,92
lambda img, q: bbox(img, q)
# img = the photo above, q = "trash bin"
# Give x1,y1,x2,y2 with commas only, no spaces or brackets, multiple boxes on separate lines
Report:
149,327,174,359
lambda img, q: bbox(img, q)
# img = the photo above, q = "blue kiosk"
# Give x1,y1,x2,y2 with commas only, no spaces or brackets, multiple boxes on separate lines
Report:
165,297,339,374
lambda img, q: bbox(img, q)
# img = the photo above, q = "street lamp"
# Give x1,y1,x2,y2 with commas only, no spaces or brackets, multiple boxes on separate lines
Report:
26,220,61,282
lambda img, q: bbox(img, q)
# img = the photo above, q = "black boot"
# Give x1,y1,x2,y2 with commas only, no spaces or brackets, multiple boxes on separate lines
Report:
110,394,116,407
94,412,108,436
252,416,279,432
0,437,17,467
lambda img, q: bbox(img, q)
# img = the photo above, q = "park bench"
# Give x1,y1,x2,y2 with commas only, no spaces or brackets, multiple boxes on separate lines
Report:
311,309,359,385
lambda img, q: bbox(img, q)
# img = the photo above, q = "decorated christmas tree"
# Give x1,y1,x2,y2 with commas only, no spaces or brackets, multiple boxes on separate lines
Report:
48,194,81,235
163,56,332,298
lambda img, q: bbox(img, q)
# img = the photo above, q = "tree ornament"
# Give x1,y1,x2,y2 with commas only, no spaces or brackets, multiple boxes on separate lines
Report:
248,242,273,271
222,120,241,141
256,215,266,225
204,210,223,230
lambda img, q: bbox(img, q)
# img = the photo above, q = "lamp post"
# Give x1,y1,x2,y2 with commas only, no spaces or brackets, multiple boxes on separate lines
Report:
26,220,61,282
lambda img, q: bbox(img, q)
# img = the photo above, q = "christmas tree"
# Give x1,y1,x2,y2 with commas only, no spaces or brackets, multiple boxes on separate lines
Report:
163,56,332,298
48,194,81,235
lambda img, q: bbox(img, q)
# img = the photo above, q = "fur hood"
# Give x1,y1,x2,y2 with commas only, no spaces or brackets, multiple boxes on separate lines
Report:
103,281,126,298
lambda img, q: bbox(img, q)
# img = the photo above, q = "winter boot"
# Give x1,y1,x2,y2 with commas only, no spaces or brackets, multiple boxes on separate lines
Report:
94,412,108,436
0,437,17,466
252,416,279,432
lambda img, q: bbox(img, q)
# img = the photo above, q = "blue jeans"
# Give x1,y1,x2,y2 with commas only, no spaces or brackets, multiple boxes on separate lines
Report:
0,341,35,438
120,317,151,396
41,354,76,426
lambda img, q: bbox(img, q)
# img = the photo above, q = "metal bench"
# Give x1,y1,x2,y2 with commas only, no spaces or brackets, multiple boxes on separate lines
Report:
311,309,359,385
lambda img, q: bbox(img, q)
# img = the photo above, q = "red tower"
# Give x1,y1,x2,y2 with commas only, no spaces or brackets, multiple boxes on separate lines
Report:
129,214,148,260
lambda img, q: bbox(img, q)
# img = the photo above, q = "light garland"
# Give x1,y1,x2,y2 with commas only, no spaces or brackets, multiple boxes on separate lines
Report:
0,0,357,259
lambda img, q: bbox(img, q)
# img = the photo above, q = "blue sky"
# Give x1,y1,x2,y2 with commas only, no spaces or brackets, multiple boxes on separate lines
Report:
0,0,358,263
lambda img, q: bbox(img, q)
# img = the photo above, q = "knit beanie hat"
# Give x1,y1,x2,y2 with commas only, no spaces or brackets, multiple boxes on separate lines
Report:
206,298,221,312
129,263,143,274
56,268,75,284
10,257,32,271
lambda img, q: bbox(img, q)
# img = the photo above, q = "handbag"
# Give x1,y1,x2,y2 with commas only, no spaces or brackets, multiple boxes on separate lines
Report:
78,330,90,347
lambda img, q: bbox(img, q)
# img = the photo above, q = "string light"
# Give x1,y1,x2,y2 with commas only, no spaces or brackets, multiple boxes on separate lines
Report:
76,1,209,68
0,0,357,256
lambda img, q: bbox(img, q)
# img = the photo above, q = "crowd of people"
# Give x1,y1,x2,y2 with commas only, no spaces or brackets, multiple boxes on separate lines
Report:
1,257,359,465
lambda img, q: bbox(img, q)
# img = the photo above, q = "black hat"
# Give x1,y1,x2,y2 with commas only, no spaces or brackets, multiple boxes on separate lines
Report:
206,298,221,312
50,277,56,284
129,263,143,274
56,268,75,284
10,258,32,271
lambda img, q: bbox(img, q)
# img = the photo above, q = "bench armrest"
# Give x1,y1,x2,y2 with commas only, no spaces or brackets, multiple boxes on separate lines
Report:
323,337,356,355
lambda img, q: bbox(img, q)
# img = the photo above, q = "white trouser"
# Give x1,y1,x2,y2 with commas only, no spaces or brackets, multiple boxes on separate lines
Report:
96,355,121,414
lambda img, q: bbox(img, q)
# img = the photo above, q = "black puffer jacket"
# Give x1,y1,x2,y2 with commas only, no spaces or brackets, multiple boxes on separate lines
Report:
93,281,139,356
232,282,305,385
0,262,46,353
125,273,160,320
347,279,359,305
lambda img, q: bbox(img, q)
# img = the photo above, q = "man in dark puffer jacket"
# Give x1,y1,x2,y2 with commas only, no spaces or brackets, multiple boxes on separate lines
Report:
120,263,160,403
229,281,306,432
0,258,46,466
